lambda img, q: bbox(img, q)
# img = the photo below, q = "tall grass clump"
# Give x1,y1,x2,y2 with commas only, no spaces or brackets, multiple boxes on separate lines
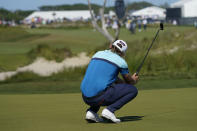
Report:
125,27,197,79
127,51,197,79
27,44,72,62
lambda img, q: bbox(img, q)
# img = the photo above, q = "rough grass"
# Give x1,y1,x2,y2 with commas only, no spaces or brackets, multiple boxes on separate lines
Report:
0,26,106,71
124,26,197,77
27,44,72,62
0,88,196,131
0,25,197,93
1,26,197,72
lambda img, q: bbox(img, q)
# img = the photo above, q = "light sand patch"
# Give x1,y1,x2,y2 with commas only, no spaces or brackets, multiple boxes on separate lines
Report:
151,46,179,55
0,52,90,81
152,43,197,55
0,72,17,81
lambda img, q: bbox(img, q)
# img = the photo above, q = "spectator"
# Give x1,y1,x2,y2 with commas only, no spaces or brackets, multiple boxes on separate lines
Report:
143,19,148,30
126,19,131,29
106,18,111,28
112,19,118,31
137,18,142,32
129,20,136,34
194,21,197,29
173,20,177,25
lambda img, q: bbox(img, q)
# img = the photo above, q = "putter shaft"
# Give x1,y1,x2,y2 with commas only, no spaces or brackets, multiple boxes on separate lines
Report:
136,29,161,75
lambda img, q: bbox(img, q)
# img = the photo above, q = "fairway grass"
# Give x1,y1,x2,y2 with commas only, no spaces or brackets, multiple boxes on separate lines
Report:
0,88,196,131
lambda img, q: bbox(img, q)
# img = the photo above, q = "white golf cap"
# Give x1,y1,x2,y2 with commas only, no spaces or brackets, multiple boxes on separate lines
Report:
112,40,127,53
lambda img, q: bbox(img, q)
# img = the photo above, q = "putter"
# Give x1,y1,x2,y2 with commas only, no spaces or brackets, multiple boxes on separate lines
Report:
136,23,164,76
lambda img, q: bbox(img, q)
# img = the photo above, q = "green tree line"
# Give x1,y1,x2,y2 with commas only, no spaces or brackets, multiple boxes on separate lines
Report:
39,3,113,14
0,8,34,22
39,2,153,14
0,1,154,22
126,1,153,11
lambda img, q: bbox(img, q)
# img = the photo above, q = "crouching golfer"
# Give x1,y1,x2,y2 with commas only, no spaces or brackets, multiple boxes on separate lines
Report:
80,40,139,123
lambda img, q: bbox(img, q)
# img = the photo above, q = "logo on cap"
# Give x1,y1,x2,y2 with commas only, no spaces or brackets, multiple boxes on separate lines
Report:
119,41,125,46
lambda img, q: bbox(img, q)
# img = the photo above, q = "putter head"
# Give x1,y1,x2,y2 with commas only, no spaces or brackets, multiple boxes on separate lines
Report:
160,23,164,30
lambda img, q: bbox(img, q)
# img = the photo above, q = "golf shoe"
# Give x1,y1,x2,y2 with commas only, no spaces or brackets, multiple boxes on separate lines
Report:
85,111,103,123
101,108,121,123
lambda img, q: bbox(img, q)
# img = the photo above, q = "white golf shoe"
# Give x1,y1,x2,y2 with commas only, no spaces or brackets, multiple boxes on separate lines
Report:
101,108,121,123
85,111,103,123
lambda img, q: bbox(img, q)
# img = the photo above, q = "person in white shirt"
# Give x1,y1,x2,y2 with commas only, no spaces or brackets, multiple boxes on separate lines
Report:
143,19,148,30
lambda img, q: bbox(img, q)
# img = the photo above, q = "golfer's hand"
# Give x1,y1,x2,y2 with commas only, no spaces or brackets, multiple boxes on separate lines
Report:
132,73,139,84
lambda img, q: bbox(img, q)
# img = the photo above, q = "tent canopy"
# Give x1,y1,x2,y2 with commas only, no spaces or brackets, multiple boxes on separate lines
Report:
25,10,91,21
131,6,166,20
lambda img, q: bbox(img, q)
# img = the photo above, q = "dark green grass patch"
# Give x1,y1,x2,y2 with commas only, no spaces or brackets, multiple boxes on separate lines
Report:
0,78,197,94
0,81,81,94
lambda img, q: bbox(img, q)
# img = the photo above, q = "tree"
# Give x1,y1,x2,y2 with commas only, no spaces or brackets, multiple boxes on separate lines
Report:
39,4,111,15
126,1,153,11
160,2,169,8
0,8,33,22
88,0,125,43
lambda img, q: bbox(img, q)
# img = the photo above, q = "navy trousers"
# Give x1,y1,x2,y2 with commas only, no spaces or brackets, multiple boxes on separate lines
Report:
82,84,138,113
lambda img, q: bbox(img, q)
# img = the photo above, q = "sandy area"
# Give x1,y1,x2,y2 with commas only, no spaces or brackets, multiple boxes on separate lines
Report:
0,52,90,81
152,43,197,55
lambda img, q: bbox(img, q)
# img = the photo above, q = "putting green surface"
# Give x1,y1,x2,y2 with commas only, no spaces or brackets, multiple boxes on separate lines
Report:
0,88,197,131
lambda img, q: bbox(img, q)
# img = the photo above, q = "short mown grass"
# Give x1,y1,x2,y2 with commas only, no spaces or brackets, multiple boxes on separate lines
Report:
0,88,197,131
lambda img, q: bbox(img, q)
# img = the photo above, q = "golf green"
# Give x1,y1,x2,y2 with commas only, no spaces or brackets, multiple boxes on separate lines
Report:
0,88,196,131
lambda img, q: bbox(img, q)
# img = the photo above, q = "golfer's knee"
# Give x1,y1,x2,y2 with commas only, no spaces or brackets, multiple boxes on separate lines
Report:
133,87,138,97
128,85,138,97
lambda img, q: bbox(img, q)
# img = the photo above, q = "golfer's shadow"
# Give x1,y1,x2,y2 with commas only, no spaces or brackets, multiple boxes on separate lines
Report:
101,116,144,123
118,116,144,122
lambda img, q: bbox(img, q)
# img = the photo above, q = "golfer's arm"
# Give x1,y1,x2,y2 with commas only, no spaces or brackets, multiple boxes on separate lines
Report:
122,74,136,85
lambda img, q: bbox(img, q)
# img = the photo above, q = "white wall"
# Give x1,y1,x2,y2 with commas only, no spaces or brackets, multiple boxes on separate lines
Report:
171,0,197,18
183,0,197,17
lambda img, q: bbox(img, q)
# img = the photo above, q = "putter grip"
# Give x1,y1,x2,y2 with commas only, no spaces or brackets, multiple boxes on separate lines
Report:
160,23,164,30
135,71,139,76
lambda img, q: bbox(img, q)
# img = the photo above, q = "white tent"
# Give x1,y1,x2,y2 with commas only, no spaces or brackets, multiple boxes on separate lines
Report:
170,0,197,18
103,11,116,19
109,10,116,18
131,6,166,20
25,10,91,22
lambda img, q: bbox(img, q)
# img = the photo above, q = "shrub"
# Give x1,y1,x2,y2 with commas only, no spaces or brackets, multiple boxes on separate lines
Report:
27,44,72,62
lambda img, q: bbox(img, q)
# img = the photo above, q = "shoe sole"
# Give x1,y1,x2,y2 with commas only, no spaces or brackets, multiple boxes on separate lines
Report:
101,116,115,123
85,118,98,123
101,114,120,123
